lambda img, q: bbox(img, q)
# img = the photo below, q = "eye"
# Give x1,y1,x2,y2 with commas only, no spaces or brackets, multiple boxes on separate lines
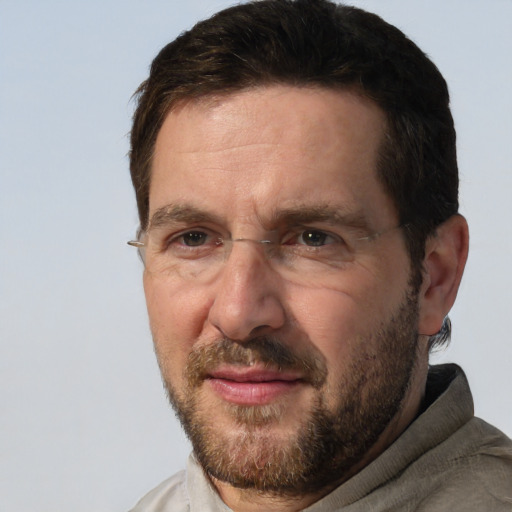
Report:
180,231,209,247
164,229,221,256
146,227,223,269
293,229,337,247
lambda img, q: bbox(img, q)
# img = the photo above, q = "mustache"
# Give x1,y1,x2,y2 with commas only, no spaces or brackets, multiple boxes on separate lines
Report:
186,336,327,389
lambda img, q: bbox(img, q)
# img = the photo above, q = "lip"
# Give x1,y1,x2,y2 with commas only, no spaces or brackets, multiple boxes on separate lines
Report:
206,365,305,405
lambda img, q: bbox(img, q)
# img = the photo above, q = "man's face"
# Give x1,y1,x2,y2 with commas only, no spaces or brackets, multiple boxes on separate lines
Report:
144,86,426,495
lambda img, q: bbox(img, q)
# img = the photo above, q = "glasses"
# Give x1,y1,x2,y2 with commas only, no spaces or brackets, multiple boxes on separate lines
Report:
128,223,406,288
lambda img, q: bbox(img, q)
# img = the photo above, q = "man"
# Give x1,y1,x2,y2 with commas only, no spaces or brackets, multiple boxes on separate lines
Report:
128,1,512,510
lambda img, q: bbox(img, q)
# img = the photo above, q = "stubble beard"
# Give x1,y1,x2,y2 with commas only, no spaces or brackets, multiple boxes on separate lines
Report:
157,290,420,497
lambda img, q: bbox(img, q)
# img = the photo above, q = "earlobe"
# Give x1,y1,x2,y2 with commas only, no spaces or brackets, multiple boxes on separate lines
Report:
418,214,469,336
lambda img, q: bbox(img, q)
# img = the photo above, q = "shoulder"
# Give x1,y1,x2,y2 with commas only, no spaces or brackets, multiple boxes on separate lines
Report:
458,418,512,495
416,417,512,511
129,470,190,512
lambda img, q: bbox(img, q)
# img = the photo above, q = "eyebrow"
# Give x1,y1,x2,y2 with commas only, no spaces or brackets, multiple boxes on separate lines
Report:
148,203,372,234
270,205,371,232
149,204,223,230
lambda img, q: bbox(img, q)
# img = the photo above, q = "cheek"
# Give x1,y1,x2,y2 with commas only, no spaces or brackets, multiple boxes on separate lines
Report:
287,267,408,367
292,288,364,364
144,274,211,333
143,274,212,377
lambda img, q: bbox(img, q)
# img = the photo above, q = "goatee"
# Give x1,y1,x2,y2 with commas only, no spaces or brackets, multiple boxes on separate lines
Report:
159,290,420,497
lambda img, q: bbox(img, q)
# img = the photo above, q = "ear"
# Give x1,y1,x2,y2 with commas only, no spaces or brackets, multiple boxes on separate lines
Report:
418,214,469,336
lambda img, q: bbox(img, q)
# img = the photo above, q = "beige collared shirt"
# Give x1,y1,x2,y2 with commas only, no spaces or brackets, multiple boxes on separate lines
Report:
130,365,512,511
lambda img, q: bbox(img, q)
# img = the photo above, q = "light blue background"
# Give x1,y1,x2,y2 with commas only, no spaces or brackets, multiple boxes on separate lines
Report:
1,1,511,510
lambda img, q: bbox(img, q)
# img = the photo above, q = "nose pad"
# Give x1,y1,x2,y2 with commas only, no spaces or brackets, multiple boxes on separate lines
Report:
207,239,286,341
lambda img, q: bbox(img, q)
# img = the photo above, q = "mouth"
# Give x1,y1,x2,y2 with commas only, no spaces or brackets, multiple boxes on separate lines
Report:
206,365,305,405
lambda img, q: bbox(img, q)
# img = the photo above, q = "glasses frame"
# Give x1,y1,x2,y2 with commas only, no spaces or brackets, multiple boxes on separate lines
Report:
127,223,409,267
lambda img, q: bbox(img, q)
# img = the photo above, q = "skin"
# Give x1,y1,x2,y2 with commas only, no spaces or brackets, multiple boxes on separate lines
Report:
143,86,469,512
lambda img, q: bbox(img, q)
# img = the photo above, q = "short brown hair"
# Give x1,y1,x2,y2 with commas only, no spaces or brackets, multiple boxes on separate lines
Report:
130,0,459,347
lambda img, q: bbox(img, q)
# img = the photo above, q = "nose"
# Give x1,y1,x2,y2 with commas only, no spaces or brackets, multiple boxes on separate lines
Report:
207,240,286,341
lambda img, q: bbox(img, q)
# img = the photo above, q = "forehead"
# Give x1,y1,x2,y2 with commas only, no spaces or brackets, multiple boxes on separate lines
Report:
150,85,396,230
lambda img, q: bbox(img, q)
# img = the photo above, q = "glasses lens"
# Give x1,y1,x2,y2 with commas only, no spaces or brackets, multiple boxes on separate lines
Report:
138,226,402,288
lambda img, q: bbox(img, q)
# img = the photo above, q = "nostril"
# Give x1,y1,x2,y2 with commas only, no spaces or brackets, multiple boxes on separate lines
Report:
248,324,273,338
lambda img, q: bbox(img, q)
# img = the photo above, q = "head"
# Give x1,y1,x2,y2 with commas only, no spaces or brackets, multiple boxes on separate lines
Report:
129,0,468,506
130,0,459,309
